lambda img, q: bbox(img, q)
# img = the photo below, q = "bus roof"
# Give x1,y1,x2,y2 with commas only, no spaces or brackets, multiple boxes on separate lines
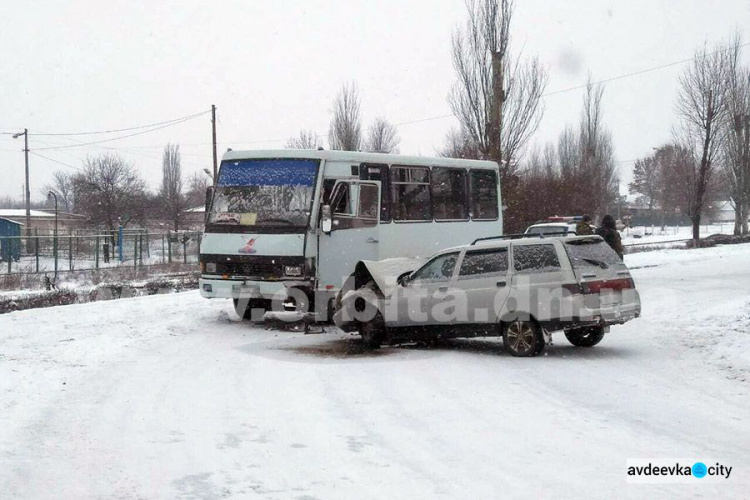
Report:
221,149,499,170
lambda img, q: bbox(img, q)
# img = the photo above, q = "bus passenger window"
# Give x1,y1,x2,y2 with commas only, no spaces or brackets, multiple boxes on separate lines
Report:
358,184,379,220
470,170,498,220
432,167,469,220
390,166,431,221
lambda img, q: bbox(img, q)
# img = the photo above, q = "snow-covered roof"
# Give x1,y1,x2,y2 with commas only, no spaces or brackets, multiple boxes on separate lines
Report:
185,206,205,213
0,209,85,219
0,209,56,218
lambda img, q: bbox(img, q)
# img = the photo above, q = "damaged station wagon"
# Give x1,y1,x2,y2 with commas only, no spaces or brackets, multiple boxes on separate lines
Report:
334,235,641,356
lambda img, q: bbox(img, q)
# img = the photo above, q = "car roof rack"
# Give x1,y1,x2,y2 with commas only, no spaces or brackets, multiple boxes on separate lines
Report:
471,232,571,245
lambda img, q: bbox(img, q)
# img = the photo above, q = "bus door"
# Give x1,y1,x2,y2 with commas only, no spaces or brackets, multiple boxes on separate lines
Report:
317,180,381,290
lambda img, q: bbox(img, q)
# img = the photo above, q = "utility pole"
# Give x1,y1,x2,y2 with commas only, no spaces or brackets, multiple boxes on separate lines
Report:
12,129,31,250
211,104,218,182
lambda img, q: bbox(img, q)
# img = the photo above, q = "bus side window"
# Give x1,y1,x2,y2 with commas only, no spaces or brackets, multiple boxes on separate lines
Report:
360,163,390,222
390,166,431,221
469,169,499,220
332,183,356,216
358,184,379,220
432,167,469,220
321,179,337,205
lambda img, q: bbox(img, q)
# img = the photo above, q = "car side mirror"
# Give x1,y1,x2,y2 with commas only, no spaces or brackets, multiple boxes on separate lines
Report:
397,271,412,287
321,205,332,234
204,186,214,222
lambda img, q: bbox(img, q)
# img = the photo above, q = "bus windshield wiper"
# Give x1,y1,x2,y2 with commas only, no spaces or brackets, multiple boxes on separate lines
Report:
581,258,609,269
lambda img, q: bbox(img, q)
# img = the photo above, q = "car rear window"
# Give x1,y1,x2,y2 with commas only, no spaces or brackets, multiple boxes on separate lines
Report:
564,239,622,269
513,244,561,273
526,225,572,235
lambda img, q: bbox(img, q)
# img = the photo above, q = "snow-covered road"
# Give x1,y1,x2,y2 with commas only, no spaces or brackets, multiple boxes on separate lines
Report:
1,245,749,499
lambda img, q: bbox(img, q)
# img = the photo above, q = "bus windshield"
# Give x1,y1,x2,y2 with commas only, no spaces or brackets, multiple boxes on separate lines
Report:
208,158,319,227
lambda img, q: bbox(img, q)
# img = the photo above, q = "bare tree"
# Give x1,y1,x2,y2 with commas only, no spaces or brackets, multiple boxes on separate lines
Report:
185,172,210,209
721,35,750,235
578,78,619,217
43,171,74,212
676,41,732,244
629,157,661,218
448,0,548,172
438,127,482,159
328,82,362,151
365,117,400,153
72,153,147,233
655,143,696,228
286,130,323,150
160,143,185,231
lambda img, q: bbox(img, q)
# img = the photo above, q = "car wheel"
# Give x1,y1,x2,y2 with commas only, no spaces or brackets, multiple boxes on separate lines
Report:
503,319,545,357
233,298,269,321
358,313,386,349
564,326,605,347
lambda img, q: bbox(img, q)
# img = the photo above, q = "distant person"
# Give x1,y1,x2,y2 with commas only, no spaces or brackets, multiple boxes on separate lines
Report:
596,215,624,260
576,215,594,235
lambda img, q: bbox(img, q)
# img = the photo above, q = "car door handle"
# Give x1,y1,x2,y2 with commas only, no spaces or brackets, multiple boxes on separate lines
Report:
438,286,449,292
582,273,597,279
496,280,507,287
366,237,379,243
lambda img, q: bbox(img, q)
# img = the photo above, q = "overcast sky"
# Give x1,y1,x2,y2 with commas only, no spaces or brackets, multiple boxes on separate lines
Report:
1,0,749,204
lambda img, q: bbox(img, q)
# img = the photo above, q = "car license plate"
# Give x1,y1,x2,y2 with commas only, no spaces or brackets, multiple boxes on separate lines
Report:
233,284,261,298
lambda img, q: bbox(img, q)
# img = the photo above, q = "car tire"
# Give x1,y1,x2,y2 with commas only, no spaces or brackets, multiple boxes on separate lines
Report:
358,313,386,349
564,326,605,347
503,319,545,357
233,298,269,321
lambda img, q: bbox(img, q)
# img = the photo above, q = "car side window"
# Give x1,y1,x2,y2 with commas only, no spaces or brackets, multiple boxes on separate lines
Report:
459,248,508,279
513,244,561,273
411,252,459,282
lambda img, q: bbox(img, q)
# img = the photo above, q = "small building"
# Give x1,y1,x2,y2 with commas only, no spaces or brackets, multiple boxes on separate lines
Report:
0,217,22,262
183,206,206,229
0,209,86,234
712,200,738,224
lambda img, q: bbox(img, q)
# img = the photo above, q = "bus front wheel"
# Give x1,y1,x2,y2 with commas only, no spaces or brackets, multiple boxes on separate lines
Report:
233,298,270,321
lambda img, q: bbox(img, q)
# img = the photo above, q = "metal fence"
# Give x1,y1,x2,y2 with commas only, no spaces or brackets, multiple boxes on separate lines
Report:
0,230,202,275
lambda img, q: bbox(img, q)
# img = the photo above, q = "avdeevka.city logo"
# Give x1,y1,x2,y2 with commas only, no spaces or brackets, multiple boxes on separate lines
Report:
626,459,732,483
692,462,708,478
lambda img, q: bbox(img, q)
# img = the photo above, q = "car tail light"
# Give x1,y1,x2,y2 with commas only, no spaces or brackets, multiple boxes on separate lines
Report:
581,278,634,294
562,283,583,295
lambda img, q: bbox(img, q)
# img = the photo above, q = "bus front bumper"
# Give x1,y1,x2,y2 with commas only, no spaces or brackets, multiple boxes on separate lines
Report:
199,278,312,300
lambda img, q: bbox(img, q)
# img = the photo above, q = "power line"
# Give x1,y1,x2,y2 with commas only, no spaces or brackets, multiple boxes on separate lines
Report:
388,42,750,129
29,151,83,172
29,109,211,136
543,42,750,97
32,110,211,151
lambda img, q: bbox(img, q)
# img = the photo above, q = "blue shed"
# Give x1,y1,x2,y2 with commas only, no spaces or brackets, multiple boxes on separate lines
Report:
0,217,22,262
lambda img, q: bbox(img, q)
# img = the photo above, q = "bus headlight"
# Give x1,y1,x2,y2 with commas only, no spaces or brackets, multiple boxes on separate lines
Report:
284,265,303,277
205,262,217,273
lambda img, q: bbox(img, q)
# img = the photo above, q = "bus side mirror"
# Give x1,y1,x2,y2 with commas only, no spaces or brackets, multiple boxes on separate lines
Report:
321,205,332,234
204,186,214,222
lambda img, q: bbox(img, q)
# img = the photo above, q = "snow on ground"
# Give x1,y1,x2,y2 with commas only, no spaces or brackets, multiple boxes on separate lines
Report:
1,245,749,498
621,223,734,246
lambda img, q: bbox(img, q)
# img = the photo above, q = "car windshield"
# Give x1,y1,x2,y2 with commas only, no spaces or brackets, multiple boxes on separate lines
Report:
564,240,622,269
208,159,319,227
